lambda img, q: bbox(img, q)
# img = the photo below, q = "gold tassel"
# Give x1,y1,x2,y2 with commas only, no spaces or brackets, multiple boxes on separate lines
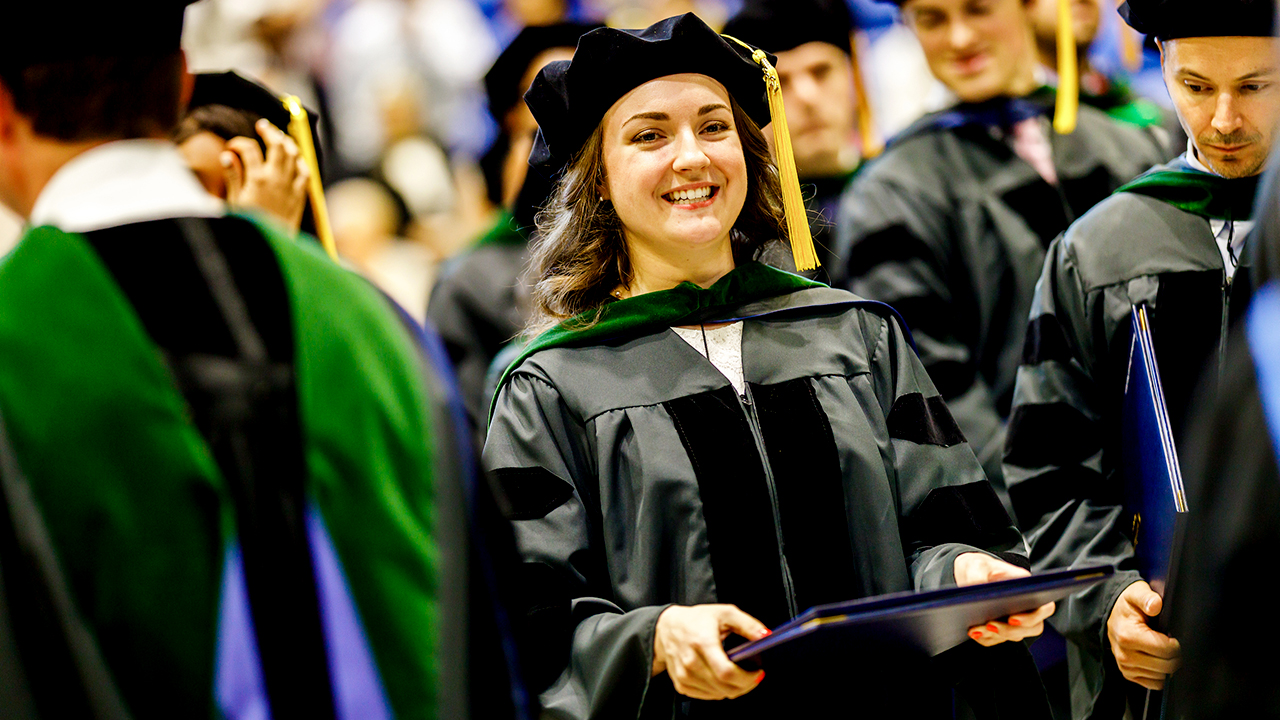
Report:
849,30,883,159
283,96,339,261
1053,0,1079,134
1120,0,1142,74
722,35,820,271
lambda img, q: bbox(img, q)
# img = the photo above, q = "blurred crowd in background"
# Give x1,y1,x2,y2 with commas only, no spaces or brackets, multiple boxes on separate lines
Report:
0,0,1170,320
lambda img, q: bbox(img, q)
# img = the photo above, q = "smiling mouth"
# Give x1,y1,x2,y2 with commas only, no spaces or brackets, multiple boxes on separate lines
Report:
663,186,719,205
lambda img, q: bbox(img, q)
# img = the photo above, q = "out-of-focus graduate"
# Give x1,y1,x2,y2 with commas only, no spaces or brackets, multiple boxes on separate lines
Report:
1001,0,1280,717
428,23,599,443
483,13,1056,720
832,0,1167,502
1024,0,1171,134
0,2,459,718
1169,144,1280,719
174,70,316,235
721,0,878,280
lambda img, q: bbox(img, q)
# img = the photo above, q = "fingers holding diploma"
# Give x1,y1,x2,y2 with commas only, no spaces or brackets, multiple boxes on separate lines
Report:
1107,581,1181,690
653,604,769,700
954,552,1054,647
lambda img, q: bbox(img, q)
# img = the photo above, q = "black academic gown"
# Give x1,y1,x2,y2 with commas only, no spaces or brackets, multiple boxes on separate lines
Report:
833,94,1166,500
1002,157,1260,719
483,263,1051,720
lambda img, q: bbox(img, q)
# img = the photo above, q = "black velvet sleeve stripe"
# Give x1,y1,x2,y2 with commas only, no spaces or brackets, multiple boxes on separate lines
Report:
491,467,576,521
901,481,1015,551
1021,314,1074,365
515,562,575,692
998,180,1070,249
1004,403,1099,467
887,393,967,447
844,224,939,279
1007,465,1118,532
994,551,1031,571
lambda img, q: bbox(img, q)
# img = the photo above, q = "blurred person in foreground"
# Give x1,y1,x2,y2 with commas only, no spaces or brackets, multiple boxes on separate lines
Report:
1169,133,1280,720
428,22,598,440
0,2,456,717
833,0,1166,503
721,0,872,280
1002,0,1280,717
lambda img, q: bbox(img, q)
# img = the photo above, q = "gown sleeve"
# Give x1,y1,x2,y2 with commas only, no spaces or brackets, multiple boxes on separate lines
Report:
1002,235,1141,653
483,368,667,720
861,308,1030,590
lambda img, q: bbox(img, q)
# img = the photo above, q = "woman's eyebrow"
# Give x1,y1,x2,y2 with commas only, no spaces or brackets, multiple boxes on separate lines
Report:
699,103,730,115
624,111,669,125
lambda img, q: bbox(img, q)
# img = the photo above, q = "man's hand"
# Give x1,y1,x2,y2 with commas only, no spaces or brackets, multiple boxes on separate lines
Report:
652,604,769,700
955,552,1055,646
222,119,309,232
1107,581,1180,690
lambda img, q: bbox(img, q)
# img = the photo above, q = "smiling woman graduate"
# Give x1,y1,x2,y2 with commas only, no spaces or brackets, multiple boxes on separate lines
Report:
482,14,1056,719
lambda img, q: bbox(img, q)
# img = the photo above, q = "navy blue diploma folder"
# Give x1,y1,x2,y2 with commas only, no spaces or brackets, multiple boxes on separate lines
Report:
726,565,1112,664
1121,305,1187,598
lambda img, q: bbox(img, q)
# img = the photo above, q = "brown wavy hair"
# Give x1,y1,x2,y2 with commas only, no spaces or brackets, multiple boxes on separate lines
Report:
525,95,787,335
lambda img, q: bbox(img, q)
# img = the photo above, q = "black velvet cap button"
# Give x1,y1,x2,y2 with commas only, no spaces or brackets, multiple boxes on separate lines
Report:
722,0,856,56
1,0,199,69
485,22,603,124
524,13,775,173
1119,0,1275,40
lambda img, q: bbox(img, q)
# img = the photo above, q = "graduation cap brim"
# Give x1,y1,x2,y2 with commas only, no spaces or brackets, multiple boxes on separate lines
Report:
1,1,197,69
525,13,775,173
187,71,324,177
721,0,856,55
1119,0,1276,40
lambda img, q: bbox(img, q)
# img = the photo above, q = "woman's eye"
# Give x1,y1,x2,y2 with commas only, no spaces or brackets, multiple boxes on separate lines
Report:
702,121,730,134
632,131,662,143
1185,83,1206,93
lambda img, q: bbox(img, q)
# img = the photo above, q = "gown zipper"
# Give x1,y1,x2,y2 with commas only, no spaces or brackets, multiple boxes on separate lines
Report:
737,385,800,619
1217,219,1235,388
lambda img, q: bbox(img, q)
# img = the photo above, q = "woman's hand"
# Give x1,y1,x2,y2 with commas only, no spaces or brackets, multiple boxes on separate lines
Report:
222,119,309,232
652,604,769,700
954,552,1055,647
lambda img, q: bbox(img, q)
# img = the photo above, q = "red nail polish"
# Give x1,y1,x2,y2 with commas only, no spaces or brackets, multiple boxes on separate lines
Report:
986,623,999,632
756,671,766,683
760,628,772,638
970,630,983,639
1008,617,1022,627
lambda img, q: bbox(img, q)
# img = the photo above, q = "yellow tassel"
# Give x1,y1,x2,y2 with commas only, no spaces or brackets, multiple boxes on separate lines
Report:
283,96,339,261
1121,24,1142,72
722,36,820,271
1053,0,1079,134
849,30,883,159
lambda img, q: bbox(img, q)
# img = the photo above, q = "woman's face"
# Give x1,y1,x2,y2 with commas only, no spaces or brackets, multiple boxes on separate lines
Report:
600,74,748,260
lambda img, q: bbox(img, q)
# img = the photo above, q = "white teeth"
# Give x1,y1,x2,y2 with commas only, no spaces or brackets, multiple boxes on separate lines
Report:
669,187,713,202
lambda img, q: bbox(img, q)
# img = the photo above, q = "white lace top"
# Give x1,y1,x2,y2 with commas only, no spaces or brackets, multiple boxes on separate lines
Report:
671,322,745,395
